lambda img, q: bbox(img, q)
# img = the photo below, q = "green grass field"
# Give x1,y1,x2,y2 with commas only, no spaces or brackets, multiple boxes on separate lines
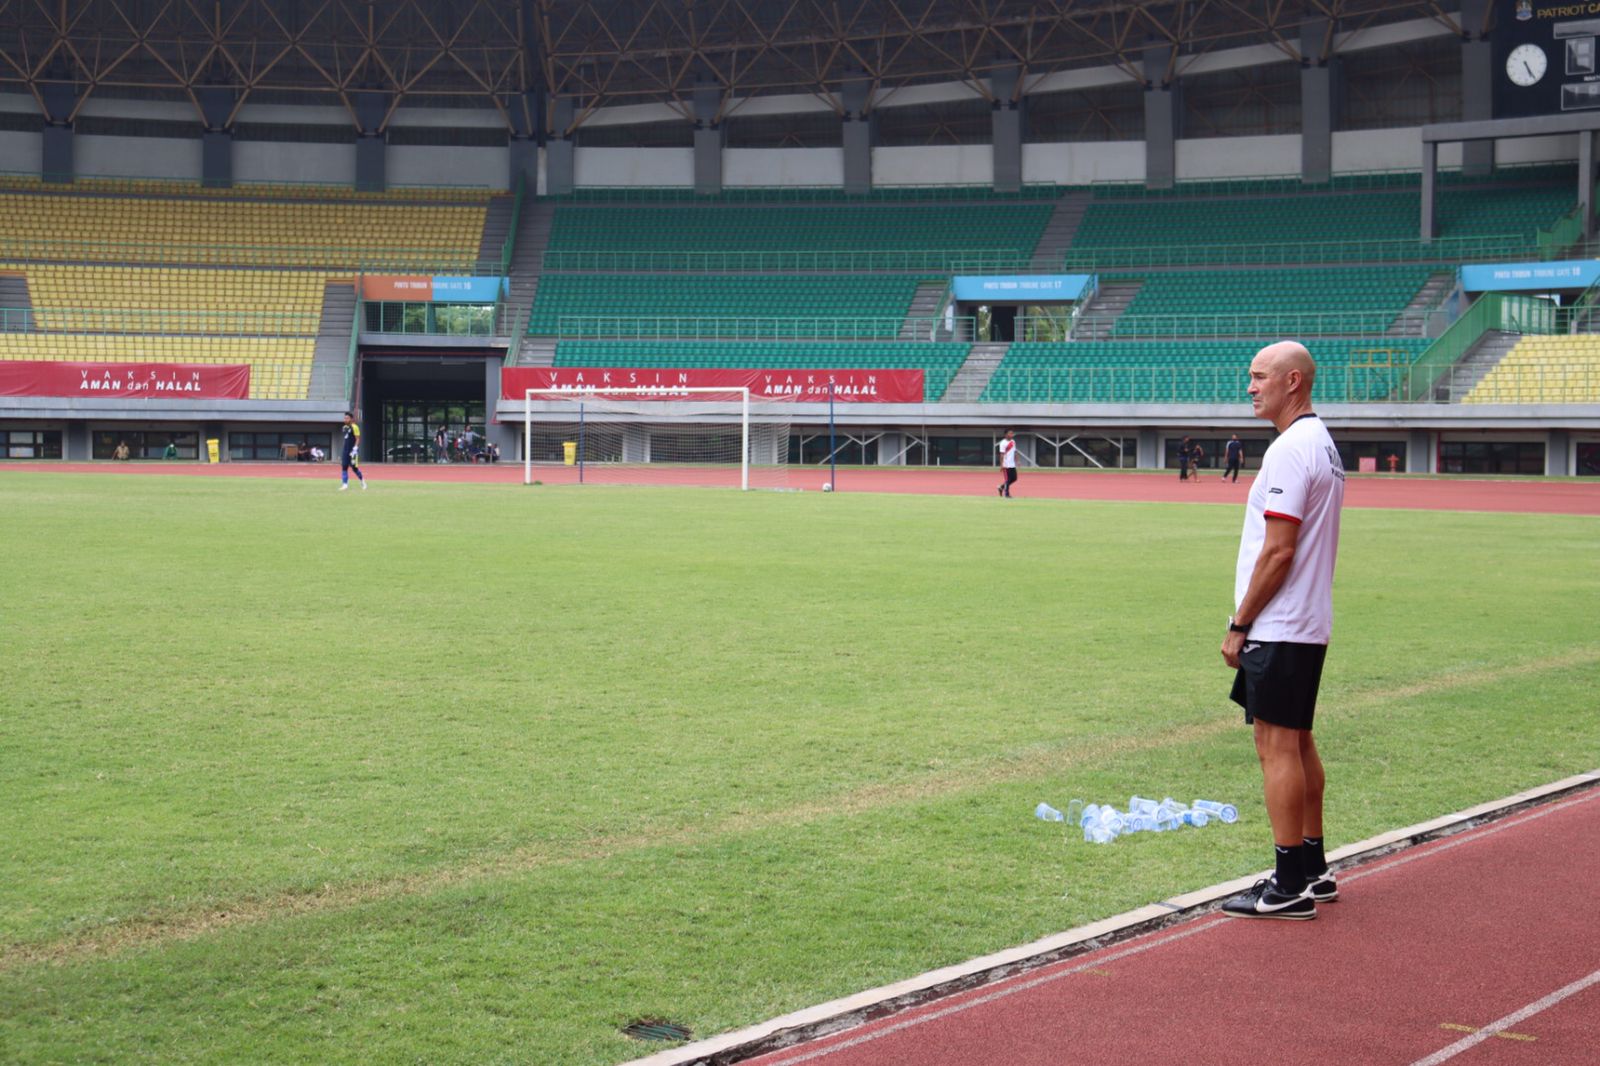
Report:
2,474,1597,1064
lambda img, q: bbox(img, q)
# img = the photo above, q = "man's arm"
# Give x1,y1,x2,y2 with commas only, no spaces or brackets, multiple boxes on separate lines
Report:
1221,515,1300,667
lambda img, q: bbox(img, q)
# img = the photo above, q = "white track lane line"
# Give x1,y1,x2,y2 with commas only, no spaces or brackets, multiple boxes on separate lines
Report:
1406,968,1600,1066
758,919,1229,1066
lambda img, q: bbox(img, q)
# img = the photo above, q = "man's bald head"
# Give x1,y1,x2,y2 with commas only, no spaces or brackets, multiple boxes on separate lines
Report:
1248,340,1317,429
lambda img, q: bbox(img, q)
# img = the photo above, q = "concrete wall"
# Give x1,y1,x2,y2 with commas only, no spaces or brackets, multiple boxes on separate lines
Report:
1022,142,1144,185
0,130,42,173
574,147,694,186
874,145,994,186
1176,134,1300,179
235,141,356,186
725,147,843,187
388,145,504,188
76,135,201,180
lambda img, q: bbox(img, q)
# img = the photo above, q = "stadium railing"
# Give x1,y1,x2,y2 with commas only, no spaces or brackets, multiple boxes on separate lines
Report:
540,183,1066,203
0,170,502,202
539,248,1034,273
1403,292,1563,401
0,237,490,273
1062,236,1521,268
1058,309,1449,340
363,300,512,337
1086,162,1577,200
0,306,320,335
977,361,1599,404
552,315,970,342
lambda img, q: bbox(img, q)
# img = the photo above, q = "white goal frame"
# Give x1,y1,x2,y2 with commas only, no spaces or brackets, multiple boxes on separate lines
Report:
524,386,754,489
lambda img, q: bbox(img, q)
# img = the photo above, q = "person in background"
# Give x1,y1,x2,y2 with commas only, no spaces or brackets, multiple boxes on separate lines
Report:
1190,441,1206,482
338,411,367,491
113,440,131,461
996,429,1018,498
1225,434,1244,483
435,425,448,464
163,439,178,460
1177,437,1194,481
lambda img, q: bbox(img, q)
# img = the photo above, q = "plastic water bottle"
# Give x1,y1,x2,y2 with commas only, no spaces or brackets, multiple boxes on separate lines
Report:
1181,809,1211,827
1084,821,1119,844
1035,802,1065,822
1066,799,1085,826
1193,799,1239,823
1129,795,1160,815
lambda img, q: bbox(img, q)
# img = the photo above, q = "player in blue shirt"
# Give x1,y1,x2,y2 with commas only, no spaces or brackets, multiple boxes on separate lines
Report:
339,411,367,490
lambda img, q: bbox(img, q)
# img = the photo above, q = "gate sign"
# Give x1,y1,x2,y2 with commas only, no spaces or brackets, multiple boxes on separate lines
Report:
1459,260,1600,291
503,366,927,403
952,275,1095,302
363,276,505,301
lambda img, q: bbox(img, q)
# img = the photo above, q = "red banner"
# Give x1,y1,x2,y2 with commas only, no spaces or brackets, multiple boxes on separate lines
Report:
503,367,926,404
0,361,252,399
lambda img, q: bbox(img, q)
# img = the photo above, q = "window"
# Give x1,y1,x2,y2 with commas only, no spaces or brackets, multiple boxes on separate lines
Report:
2,429,63,460
1438,441,1544,475
1578,442,1600,476
230,432,333,461
93,430,199,460
1033,435,1137,469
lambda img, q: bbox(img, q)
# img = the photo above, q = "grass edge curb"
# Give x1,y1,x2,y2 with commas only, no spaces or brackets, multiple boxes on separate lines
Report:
620,768,1600,1066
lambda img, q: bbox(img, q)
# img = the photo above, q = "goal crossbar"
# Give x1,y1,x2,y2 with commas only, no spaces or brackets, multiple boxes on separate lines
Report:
523,386,754,489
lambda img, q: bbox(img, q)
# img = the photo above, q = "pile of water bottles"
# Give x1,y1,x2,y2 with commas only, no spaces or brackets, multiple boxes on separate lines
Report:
1035,795,1239,843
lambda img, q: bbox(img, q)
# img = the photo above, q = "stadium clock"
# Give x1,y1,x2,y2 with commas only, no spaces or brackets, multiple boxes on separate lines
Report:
1505,43,1547,88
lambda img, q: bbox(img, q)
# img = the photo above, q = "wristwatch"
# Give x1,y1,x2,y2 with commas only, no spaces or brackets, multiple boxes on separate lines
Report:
1228,618,1251,634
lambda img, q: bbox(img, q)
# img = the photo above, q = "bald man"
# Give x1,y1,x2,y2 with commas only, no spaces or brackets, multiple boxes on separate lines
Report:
1220,341,1345,921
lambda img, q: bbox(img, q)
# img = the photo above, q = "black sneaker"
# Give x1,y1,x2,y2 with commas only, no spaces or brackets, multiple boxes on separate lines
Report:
1221,877,1317,921
1303,871,1338,903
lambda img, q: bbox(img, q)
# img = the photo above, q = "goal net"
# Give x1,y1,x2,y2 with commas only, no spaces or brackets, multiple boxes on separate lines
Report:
522,387,793,490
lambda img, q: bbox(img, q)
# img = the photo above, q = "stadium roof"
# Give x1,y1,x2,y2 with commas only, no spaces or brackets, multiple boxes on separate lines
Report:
0,1,1471,132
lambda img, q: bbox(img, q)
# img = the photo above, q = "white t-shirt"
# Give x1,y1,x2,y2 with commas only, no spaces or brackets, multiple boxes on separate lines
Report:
998,439,1017,468
1234,414,1345,644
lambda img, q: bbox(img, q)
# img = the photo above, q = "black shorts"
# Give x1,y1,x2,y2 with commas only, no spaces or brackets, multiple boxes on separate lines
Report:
342,452,359,469
1003,467,1017,485
1230,641,1327,730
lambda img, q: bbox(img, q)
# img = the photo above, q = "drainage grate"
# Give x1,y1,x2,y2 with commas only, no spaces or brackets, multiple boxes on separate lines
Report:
622,1018,693,1042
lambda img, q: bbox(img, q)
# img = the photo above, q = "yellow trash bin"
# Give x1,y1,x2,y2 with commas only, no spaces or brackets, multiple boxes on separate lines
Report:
206,438,221,464
562,441,577,466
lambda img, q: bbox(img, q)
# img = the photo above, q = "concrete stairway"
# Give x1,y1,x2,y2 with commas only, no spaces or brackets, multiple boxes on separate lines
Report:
308,282,356,403
1030,193,1091,270
475,194,515,273
899,281,950,340
505,200,555,364
517,337,559,368
1072,279,1143,339
1442,329,1520,400
1388,270,1456,337
0,273,31,312
940,341,1010,402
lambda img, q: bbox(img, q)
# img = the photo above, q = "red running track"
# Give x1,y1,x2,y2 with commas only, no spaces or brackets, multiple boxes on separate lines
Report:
4,461,1598,515
745,787,1600,1066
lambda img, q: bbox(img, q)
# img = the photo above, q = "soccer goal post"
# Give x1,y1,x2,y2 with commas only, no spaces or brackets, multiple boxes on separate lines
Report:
522,386,792,490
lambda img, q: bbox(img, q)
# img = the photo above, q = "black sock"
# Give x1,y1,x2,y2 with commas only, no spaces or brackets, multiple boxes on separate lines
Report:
1274,844,1305,894
1303,836,1326,878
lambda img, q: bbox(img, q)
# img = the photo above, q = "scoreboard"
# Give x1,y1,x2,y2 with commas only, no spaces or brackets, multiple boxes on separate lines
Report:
1494,0,1600,117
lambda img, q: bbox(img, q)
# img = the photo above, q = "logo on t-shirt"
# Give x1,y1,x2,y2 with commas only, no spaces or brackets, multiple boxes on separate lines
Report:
1268,487,1283,494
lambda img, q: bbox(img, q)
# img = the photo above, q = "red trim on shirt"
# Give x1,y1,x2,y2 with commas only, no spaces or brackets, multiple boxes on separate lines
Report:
1264,510,1302,524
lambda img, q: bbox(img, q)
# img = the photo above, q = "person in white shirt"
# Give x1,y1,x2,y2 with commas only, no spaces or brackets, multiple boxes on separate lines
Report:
996,429,1018,498
1220,341,1345,921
